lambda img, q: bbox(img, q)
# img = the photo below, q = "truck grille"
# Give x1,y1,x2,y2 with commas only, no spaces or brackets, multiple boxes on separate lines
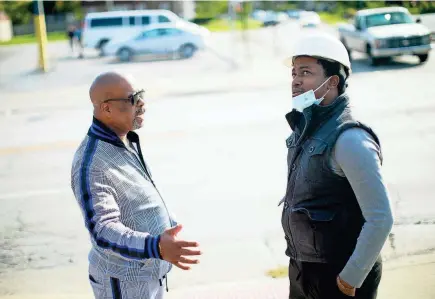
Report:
386,36,425,48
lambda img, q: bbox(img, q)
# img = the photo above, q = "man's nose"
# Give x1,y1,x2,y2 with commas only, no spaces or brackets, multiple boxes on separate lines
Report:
292,76,302,88
137,98,145,107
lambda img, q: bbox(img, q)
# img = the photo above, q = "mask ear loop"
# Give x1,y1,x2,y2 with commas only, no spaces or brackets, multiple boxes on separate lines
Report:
314,77,332,104
314,76,332,93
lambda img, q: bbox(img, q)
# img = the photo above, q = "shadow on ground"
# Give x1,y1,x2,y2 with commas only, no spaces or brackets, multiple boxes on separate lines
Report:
351,55,427,73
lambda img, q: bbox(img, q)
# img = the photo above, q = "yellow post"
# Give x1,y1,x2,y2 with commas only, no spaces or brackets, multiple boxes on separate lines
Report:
33,0,48,72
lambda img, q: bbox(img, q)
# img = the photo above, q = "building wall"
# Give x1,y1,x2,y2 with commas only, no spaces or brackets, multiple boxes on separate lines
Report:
12,14,70,35
0,20,13,41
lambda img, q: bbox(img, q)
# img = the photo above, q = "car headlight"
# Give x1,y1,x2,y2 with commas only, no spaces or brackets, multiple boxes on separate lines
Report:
422,34,431,45
374,39,387,48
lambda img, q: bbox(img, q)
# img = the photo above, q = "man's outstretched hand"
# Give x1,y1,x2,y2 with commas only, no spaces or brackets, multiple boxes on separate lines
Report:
159,224,202,270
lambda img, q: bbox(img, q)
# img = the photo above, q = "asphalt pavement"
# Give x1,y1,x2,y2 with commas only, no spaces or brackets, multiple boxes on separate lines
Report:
1,20,435,298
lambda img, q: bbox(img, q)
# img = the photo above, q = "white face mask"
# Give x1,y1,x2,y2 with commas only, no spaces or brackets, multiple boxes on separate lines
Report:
292,77,331,112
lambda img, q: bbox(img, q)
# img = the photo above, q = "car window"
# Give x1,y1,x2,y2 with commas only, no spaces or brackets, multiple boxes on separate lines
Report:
158,15,171,23
158,28,182,36
136,29,160,40
90,17,123,28
129,16,135,26
366,12,414,28
355,16,363,30
141,16,151,25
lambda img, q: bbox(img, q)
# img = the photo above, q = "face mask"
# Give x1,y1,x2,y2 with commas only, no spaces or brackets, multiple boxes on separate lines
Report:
292,77,331,112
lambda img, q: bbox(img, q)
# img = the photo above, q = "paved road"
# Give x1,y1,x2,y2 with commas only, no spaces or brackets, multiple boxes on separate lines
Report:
1,21,435,298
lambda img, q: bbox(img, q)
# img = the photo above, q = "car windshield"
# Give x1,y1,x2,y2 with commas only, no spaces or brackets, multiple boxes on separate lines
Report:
366,12,414,28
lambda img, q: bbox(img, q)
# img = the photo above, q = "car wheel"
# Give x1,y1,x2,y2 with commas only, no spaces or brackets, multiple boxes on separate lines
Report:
367,45,381,66
118,48,133,62
417,54,429,64
179,44,196,59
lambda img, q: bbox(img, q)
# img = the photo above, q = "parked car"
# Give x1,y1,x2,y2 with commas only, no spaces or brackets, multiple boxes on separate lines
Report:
287,9,304,20
82,9,205,55
102,23,209,61
338,7,432,65
299,11,321,28
262,10,280,27
252,10,288,27
251,9,267,22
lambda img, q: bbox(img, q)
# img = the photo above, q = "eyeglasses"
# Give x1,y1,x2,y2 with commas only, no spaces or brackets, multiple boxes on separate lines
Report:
103,89,145,106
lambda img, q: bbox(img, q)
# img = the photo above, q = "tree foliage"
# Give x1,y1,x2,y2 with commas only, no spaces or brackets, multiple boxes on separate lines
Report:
0,0,82,25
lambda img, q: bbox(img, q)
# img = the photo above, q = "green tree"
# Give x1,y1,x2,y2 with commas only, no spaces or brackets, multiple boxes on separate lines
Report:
53,0,82,15
195,0,229,19
0,0,83,25
236,1,253,30
0,0,32,25
52,1,83,19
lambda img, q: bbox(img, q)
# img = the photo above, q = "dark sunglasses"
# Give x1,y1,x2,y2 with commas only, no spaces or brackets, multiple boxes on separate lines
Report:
103,89,145,106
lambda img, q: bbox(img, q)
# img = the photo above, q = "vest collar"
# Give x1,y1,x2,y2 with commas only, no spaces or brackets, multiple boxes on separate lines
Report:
285,94,350,134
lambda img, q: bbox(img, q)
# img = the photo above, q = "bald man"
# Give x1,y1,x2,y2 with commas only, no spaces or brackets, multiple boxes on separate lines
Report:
71,72,201,299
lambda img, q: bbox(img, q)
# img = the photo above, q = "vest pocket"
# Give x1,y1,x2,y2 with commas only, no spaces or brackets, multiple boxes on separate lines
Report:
302,140,328,183
291,207,338,260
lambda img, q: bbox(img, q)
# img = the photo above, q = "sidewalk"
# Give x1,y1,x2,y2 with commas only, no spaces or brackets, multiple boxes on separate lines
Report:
166,252,435,299
9,252,435,299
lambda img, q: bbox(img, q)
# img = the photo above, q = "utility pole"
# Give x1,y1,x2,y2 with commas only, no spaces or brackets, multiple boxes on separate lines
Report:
239,1,251,67
228,0,238,69
33,0,48,72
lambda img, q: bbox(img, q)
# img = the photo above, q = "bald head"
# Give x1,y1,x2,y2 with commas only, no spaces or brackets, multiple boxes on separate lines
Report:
89,72,136,107
89,72,145,138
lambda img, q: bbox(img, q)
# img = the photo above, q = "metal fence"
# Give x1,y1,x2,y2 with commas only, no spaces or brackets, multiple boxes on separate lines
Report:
12,14,75,36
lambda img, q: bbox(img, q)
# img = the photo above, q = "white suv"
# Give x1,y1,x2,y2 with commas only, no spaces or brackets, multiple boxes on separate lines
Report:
82,10,182,53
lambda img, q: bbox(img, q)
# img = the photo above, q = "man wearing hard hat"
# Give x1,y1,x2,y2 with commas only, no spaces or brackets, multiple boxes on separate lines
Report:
280,33,394,298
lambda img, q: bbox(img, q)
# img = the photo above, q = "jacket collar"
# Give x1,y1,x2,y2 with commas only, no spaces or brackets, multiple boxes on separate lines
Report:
88,117,140,148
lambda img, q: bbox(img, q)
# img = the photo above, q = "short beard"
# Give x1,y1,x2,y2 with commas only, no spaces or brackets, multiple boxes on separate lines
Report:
132,107,145,130
132,118,142,130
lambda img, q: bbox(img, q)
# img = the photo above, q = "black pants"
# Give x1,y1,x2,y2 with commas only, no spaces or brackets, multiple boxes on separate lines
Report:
289,256,382,299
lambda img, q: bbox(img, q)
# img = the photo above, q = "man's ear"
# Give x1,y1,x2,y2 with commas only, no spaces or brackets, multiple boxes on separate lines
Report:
329,75,340,89
101,102,111,114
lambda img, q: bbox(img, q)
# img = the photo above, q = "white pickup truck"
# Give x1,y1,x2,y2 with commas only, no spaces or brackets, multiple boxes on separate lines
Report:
338,7,432,65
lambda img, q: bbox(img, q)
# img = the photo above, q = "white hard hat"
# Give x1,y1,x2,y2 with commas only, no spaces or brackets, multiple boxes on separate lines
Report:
284,33,351,73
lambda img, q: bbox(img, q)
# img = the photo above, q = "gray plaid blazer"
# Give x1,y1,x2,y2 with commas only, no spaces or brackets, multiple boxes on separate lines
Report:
71,117,174,281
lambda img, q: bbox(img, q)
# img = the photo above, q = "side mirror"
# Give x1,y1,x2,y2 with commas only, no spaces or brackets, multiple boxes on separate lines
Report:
416,18,421,24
